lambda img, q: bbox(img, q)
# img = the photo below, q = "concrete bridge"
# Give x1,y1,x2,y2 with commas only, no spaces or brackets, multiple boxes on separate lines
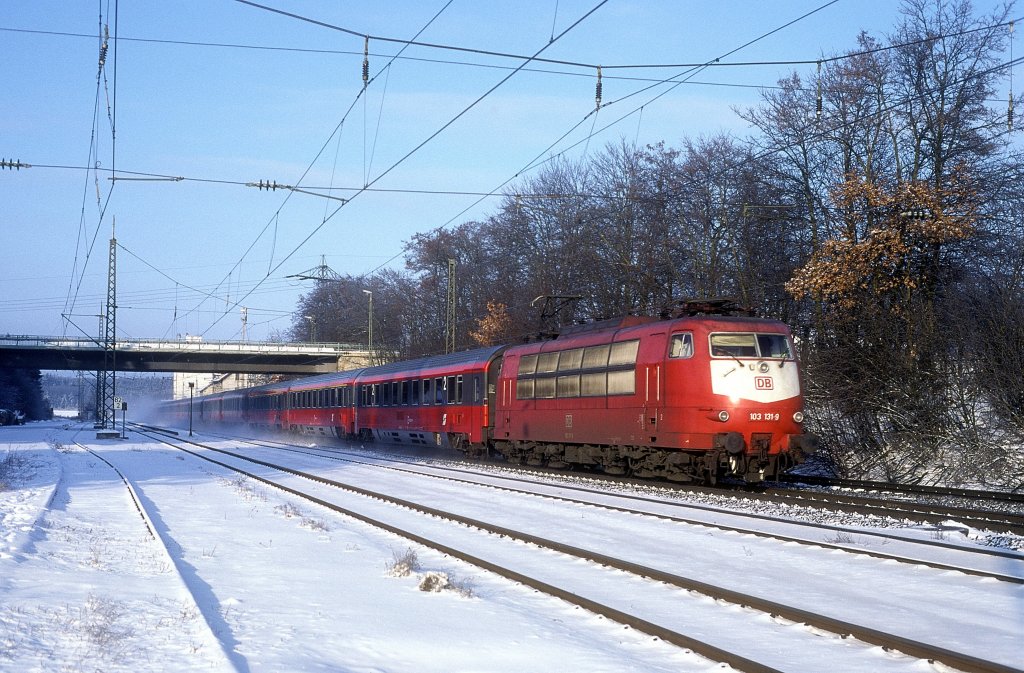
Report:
0,335,371,375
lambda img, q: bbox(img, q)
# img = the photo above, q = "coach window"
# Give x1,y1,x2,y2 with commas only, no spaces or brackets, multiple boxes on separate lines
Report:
534,376,556,399
557,374,580,398
518,354,538,375
411,379,421,405
609,339,640,366
516,378,535,399
558,348,584,371
669,333,693,358
581,371,607,396
582,344,610,368
607,369,636,395
435,378,445,404
392,381,400,405
422,379,432,405
537,352,559,374
445,376,456,404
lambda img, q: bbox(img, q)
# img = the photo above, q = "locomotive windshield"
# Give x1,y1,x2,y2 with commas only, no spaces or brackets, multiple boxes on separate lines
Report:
710,333,792,359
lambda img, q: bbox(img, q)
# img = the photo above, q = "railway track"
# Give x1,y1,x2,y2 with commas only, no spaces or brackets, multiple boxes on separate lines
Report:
67,436,240,669
178,428,1024,584
759,484,1024,537
173,424,1024,540
134,425,1023,673
779,473,1024,505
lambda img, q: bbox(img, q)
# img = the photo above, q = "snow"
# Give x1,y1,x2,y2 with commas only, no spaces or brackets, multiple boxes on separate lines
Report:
2,421,1023,672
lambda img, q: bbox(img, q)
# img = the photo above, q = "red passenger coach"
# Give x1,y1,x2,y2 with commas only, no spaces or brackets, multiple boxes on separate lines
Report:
285,369,363,438
353,346,504,450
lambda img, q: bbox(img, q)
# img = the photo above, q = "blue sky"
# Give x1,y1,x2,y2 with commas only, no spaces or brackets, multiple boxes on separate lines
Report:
2,1,1003,342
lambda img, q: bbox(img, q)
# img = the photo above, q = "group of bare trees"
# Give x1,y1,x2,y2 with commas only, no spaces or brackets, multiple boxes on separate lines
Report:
293,0,1024,487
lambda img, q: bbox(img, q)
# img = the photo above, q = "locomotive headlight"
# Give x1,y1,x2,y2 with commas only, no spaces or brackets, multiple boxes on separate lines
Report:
718,410,730,422
793,411,805,423
758,362,770,373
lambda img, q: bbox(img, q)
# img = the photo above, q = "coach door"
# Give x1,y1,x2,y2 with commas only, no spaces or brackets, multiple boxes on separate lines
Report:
487,355,503,435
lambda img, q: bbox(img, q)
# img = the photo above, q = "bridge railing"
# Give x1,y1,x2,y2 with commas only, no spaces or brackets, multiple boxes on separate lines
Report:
0,335,366,354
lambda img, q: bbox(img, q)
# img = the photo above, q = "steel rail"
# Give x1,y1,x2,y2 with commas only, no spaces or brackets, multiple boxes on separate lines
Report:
778,474,1024,505
135,428,782,673
137,427,1023,673
211,432,1024,584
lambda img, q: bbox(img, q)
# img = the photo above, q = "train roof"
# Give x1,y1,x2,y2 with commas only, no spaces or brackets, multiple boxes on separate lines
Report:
507,314,790,355
356,345,506,381
243,344,507,394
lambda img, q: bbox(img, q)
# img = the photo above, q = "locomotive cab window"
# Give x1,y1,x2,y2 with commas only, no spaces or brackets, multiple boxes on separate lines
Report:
757,334,793,359
710,333,792,359
710,333,757,358
669,333,693,358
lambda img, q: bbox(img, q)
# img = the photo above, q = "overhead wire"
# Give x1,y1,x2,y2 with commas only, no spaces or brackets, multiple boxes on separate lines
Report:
194,0,610,337
62,0,120,336
17,41,1022,205
362,0,849,278
11,4,1019,338
183,0,457,336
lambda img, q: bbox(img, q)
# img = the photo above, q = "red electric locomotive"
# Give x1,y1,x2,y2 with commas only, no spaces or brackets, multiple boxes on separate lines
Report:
492,313,815,483
157,306,814,484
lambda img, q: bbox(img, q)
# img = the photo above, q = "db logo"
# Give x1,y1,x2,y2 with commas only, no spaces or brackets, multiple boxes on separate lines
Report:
755,376,774,390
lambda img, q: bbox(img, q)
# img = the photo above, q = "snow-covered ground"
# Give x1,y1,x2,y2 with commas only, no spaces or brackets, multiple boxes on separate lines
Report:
1,421,1022,672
